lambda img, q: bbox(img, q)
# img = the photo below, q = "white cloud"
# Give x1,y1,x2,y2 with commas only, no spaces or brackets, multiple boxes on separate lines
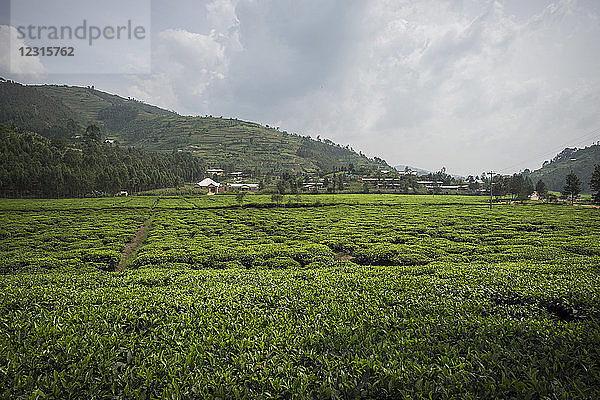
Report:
207,0,240,38
127,0,240,115
128,28,229,114
0,25,46,79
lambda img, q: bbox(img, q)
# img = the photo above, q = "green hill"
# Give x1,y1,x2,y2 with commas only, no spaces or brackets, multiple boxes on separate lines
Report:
0,80,387,174
528,145,600,193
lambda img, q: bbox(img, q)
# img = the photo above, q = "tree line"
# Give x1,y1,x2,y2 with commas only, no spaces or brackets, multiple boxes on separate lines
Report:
0,124,205,198
491,168,600,205
562,167,600,205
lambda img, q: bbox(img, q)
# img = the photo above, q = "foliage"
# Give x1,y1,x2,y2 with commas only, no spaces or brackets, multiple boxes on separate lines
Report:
271,193,284,204
1,194,600,398
563,172,581,205
0,80,389,175
590,164,600,205
0,81,81,138
98,104,139,131
529,145,600,193
535,180,547,200
235,191,247,206
0,124,204,197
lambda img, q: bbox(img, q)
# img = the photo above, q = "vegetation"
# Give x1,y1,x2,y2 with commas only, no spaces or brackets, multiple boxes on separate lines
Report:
489,173,534,201
235,191,248,206
563,172,581,205
0,124,204,197
1,195,599,398
0,80,389,174
535,180,547,200
2,76,600,398
0,80,80,139
529,145,600,193
590,164,600,205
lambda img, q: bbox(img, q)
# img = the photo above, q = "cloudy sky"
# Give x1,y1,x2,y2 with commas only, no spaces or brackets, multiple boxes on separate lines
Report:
1,0,600,175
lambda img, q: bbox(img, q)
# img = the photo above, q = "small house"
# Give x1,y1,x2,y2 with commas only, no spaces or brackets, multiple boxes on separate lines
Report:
196,178,223,195
206,168,225,176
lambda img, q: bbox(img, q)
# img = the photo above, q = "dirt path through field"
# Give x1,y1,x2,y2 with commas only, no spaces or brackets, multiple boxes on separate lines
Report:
115,197,159,272
115,220,150,272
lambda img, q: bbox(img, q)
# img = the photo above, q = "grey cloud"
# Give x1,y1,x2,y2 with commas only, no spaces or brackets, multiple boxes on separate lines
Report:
4,0,600,176
220,0,364,109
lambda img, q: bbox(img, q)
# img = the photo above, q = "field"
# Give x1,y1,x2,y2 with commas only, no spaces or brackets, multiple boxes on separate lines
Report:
1,194,599,399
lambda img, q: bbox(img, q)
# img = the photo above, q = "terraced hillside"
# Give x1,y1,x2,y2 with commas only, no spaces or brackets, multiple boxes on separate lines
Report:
0,80,387,173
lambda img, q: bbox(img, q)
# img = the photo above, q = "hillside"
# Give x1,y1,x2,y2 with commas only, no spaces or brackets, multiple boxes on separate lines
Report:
0,80,388,174
528,145,600,193
394,165,431,175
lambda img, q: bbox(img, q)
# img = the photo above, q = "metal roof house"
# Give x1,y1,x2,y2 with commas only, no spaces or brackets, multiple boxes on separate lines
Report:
196,178,223,195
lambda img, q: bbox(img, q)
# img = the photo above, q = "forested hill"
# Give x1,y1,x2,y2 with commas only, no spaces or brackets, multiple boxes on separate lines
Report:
528,145,600,193
0,80,388,174
0,124,204,197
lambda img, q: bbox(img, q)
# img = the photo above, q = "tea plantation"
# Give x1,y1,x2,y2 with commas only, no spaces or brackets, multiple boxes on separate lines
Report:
1,195,599,398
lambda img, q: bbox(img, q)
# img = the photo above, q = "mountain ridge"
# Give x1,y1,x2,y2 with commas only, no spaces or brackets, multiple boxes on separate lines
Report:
528,144,600,193
0,80,389,174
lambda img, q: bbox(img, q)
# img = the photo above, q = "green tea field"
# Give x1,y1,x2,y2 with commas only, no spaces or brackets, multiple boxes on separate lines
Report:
1,195,599,398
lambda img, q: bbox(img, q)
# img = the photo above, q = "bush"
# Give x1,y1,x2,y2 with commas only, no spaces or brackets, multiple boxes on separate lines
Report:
262,257,301,269
80,249,120,270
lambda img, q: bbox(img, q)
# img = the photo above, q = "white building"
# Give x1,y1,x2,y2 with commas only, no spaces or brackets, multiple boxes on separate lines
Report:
196,178,223,194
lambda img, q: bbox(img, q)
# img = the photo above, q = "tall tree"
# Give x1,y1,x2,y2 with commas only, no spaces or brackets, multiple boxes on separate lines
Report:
563,172,581,205
509,174,525,199
518,177,534,201
590,164,600,205
535,180,547,201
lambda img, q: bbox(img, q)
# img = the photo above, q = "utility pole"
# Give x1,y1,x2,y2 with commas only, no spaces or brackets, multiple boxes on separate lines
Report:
489,170,494,210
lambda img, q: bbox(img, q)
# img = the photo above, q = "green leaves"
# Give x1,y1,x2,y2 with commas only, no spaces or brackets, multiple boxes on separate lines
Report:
1,194,600,398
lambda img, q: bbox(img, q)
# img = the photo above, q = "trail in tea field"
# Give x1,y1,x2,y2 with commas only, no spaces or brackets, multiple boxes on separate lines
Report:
115,197,159,272
115,219,150,272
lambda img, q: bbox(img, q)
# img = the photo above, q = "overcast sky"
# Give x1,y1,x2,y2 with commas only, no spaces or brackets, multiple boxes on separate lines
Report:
2,0,600,175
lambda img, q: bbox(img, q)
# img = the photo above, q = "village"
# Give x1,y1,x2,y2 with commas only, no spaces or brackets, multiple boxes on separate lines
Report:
193,167,487,196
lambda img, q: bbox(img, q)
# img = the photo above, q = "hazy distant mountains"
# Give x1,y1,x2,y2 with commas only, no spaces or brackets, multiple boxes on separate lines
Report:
394,165,465,179
393,165,431,175
0,80,388,174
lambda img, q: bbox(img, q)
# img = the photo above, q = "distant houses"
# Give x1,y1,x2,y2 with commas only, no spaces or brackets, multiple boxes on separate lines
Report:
196,177,261,194
398,170,417,176
415,180,469,191
228,183,259,192
206,168,225,176
361,177,404,189
529,191,540,201
195,166,476,195
303,182,324,190
197,168,259,194
196,178,223,194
